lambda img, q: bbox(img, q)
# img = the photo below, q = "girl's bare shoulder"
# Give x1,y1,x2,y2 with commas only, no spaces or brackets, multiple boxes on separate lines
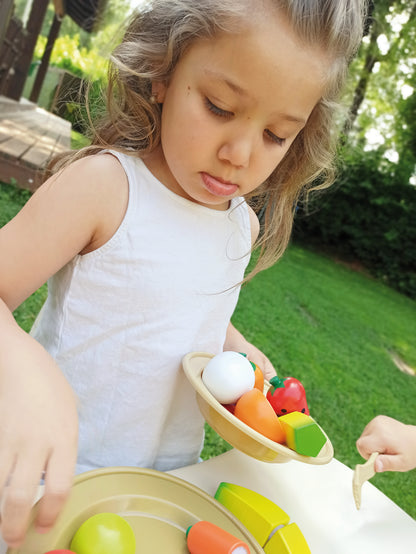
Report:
57,153,130,253
0,153,129,309
33,152,130,253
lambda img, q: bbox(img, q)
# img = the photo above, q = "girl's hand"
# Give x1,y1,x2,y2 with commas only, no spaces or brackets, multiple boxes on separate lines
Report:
0,325,78,548
224,323,277,381
356,415,416,473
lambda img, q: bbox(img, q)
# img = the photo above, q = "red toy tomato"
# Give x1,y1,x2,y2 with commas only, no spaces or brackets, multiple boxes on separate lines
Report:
266,376,309,416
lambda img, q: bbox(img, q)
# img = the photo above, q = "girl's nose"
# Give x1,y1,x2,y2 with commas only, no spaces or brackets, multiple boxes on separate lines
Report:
217,132,255,169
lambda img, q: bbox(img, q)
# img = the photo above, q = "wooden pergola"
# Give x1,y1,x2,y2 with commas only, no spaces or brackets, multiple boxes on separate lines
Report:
0,0,107,190
0,0,107,103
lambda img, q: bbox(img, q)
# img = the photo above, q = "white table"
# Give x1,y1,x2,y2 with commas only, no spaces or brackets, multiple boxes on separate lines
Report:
171,449,416,554
1,450,415,553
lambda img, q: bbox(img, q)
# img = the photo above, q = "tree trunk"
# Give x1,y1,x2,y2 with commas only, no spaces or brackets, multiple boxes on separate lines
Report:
343,25,380,136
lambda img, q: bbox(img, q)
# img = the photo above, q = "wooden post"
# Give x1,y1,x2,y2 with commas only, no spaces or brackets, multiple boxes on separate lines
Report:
7,0,49,101
29,14,62,103
0,0,14,45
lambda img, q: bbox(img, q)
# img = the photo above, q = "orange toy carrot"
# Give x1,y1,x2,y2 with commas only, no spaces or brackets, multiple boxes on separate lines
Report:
186,520,250,554
250,362,264,392
234,388,285,443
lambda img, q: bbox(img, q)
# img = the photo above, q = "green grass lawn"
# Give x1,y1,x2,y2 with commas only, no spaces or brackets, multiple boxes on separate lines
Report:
203,244,416,518
1,182,415,518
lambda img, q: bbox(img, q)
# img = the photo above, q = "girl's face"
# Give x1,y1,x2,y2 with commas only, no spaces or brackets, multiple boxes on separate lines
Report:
146,11,330,210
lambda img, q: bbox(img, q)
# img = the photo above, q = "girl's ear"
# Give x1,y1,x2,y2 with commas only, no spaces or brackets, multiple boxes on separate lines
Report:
151,81,167,103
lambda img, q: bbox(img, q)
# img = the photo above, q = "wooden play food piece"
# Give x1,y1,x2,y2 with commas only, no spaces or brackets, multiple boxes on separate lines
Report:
215,483,311,553
215,482,290,547
186,520,250,554
249,361,265,391
264,522,311,554
44,551,77,553
234,388,285,443
352,452,379,509
182,351,334,464
202,351,255,404
279,411,327,457
14,468,263,553
267,376,309,416
70,513,135,554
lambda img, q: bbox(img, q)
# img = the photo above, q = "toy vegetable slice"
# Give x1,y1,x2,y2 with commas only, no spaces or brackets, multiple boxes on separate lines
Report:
234,388,285,443
187,520,249,554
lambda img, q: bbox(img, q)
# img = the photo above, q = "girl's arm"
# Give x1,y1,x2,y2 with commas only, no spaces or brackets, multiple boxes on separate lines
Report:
356,415,416,473
0,299,78,545
0,154,128,547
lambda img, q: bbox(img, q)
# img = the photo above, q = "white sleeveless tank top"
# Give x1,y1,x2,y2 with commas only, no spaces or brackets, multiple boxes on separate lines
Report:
31,151,252,473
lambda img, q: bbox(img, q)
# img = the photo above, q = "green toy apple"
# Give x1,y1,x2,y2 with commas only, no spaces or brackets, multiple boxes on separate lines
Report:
44,551,77,553
70,513,136,554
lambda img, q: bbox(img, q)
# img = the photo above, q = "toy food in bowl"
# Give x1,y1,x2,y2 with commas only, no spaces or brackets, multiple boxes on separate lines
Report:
182,352,333,464
70,513,135,554
202,351,255,404
11,468,263,553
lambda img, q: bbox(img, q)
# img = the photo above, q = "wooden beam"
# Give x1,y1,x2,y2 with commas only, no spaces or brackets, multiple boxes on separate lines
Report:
29,14,62,103
7,0,49,101
0,0,14,45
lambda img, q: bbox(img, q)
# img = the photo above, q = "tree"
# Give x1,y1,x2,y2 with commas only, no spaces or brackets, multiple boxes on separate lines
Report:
344,0,416,183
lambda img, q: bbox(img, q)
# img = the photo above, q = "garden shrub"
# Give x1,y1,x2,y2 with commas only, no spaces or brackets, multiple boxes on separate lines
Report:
293,149,416,299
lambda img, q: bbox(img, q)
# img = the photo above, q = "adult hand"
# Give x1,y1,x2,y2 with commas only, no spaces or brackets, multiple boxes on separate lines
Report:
356,415,416,473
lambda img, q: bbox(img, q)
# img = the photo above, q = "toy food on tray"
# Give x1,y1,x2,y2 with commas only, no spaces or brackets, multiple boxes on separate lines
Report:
201,351,326,457
215,482,311,554
18,468,263,554
69,513,135,554
185,351,330,461
186,520,250,554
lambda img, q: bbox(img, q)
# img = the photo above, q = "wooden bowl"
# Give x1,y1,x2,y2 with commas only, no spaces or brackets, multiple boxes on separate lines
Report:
183,352,334,464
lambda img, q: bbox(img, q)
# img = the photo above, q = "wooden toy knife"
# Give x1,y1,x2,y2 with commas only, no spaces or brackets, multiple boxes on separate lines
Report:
352,452,379,509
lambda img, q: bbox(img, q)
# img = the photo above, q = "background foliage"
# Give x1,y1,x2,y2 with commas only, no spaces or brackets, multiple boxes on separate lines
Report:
23,0,416,294
294,0,416,298
294,148,416,298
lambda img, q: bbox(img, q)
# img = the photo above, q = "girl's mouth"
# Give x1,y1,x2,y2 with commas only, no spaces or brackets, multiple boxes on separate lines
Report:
201,172,238,197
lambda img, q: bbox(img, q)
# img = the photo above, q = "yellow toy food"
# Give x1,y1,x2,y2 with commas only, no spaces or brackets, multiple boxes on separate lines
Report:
215,483,310,553
264,522,310,554
215,482,290,546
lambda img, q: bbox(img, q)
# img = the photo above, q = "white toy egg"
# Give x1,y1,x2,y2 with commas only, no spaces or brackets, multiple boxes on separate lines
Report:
202,351,255,404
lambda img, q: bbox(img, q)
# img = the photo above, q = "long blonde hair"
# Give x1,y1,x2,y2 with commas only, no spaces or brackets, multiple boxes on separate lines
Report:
51,0,368,278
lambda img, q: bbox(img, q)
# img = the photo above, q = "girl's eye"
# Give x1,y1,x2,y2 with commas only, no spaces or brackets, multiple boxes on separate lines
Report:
265,129,286,146
205,98,233,119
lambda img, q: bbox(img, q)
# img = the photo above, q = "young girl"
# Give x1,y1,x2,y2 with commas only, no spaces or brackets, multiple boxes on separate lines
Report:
0,0,367,547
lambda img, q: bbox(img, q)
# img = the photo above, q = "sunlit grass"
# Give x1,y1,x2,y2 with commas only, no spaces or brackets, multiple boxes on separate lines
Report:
203,244,416,518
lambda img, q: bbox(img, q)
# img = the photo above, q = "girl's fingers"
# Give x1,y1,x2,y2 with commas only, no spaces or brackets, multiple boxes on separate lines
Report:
34,447,76,533
0,455,45,548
